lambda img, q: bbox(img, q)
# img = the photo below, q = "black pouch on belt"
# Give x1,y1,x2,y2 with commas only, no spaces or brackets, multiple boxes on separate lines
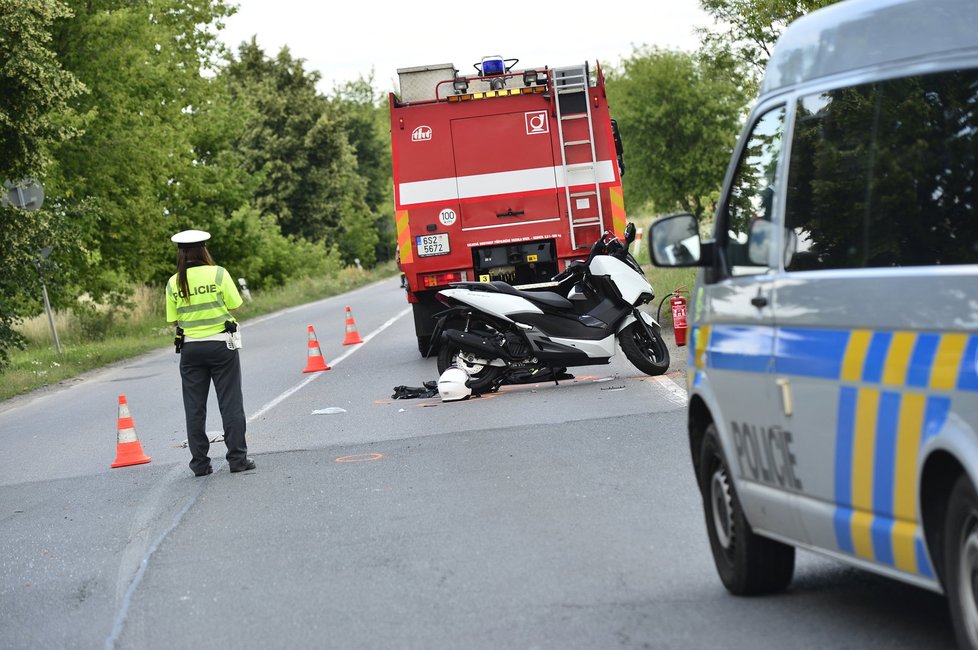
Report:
174,327,184,353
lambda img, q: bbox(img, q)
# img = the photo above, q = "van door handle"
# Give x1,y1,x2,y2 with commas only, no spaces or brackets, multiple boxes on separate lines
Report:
496,210,525,218
751,296,768,308
776,377,793,417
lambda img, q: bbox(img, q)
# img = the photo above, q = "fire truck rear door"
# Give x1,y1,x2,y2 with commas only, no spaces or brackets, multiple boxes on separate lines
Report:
451,111,560,232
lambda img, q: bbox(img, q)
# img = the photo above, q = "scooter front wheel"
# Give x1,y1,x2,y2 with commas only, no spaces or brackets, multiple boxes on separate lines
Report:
437,344,503,393
620,320,670,376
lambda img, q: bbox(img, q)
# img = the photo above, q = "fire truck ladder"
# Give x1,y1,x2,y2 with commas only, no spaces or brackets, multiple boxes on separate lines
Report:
551,64,603,250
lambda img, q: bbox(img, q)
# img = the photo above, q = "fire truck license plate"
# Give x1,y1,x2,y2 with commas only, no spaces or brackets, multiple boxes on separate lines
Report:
417,233,449,256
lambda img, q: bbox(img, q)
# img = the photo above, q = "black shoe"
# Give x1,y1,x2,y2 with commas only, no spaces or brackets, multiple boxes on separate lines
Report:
194,464,213,477
230,458,256,473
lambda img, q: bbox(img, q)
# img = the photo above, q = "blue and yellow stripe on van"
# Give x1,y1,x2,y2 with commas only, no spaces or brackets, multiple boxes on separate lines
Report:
689,323,712,391
831,330,972,578
692,324,978,578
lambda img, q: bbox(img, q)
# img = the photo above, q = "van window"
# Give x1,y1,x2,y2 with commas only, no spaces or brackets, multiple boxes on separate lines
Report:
722,106,785,276
784,68,978,271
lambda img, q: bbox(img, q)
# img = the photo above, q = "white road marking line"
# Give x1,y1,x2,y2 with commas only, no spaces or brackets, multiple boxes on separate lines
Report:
242,277,397,327
646,374,688,406
247,306,411,422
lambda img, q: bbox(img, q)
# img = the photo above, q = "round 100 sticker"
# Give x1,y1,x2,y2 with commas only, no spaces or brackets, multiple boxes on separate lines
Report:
439,208,457,226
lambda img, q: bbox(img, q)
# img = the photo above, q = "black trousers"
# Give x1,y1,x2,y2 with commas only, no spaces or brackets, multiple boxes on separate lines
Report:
179,341,248,472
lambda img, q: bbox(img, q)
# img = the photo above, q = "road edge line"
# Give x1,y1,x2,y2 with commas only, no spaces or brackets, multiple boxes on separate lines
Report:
247,306,411,423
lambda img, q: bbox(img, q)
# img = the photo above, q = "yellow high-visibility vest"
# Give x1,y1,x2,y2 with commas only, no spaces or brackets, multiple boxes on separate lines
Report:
165,265,243,338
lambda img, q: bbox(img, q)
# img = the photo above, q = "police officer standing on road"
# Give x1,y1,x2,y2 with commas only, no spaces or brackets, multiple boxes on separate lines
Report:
166,230,255,477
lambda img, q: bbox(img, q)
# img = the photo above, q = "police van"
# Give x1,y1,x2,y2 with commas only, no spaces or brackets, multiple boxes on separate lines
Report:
648,0,978,645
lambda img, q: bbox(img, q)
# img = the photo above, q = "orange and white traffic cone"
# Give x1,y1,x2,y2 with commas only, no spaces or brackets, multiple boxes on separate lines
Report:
303,325,331,373
342,306,364,345
111,394,152,468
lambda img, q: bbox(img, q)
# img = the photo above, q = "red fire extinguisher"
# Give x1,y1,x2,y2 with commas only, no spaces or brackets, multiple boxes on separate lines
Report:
671,289,688,347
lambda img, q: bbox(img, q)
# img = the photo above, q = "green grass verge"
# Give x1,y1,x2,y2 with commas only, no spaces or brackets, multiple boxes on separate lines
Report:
644,265,698,326
0,262,399,403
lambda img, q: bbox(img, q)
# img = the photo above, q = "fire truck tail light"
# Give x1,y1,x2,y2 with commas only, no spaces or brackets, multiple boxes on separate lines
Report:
422,271,464,288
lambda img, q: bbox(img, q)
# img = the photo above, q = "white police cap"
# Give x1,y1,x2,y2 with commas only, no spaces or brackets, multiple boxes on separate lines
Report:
171,229,211,248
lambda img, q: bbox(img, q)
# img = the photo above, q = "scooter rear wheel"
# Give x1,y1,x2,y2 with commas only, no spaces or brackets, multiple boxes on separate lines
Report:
437,343,503,393
620,320,670,376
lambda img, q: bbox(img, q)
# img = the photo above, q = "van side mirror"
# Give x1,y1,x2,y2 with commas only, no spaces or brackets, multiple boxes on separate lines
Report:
624,222,636,246
649,213,701,267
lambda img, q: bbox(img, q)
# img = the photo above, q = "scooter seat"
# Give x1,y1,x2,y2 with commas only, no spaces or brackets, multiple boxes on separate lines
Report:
449,281,573,310
487,281,572,310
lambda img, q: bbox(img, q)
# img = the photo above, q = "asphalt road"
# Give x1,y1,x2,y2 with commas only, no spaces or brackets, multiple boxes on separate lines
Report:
0,277,956,648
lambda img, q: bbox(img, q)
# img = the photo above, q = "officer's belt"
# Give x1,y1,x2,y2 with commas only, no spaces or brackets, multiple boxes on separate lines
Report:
182,332,229,343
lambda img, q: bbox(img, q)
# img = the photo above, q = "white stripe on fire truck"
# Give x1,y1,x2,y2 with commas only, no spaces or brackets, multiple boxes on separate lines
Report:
398,161,616,206
461,217,562,232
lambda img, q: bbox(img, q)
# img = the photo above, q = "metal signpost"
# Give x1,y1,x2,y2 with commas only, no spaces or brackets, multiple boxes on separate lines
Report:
3,180,61,354
36,246,62,355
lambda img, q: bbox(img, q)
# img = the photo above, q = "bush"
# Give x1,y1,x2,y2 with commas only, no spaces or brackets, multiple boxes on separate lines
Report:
202,206,341,289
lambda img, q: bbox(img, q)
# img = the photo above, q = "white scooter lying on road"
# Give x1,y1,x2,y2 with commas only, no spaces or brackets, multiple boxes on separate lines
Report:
432,223,670,396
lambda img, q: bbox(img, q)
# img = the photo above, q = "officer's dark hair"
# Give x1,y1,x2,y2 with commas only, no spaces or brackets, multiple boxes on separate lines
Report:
176,246,215,300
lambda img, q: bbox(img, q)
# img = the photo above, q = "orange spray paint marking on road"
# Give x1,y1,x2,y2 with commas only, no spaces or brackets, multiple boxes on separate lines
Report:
335,453,384,463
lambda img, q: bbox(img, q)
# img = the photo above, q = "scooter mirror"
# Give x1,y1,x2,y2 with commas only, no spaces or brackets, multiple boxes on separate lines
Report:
624,223,636,246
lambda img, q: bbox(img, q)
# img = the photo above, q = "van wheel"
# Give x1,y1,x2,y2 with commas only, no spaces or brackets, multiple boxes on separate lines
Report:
418,335,435,358
944,474,978,649
699,424,795,595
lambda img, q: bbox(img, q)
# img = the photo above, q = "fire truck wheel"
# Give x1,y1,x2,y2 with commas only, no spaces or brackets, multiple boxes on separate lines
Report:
699,424,795,595
436,344,502,393
619,321,670,376
418,335,437,358
944,473,978,650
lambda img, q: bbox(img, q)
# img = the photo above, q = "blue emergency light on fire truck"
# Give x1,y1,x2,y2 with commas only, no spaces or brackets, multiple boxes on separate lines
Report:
389,55,627,357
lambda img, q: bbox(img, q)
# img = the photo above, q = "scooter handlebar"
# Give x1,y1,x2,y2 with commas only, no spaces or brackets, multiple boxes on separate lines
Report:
553,261,585,282
587,231,615,261
552,231,621,281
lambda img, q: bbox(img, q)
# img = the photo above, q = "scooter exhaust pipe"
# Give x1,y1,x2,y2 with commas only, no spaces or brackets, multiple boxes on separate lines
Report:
441,328,513,362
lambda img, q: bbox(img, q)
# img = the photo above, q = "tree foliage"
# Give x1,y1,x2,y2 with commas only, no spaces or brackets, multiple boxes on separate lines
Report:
0,0,87,363
0,2,394,367
48,0,238,289
600,1,840,225
222,42,378,267
329,75,395,264
606,48,749,220
0,0,86,183
697,0,839,92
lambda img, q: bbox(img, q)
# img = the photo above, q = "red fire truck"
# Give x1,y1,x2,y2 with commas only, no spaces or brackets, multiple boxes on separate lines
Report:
390,55,627,356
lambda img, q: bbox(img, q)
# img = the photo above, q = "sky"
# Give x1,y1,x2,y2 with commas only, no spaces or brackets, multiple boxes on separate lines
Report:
216,1,715,95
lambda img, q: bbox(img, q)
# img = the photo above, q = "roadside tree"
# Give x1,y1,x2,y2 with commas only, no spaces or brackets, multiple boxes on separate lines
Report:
0,0,86,365
223,42,378,267
49,0,236,290
606,48,749,220
698,0,839,93
329,75,395,264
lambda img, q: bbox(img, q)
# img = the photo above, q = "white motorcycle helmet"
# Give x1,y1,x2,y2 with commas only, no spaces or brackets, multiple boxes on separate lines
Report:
437,367,472,402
